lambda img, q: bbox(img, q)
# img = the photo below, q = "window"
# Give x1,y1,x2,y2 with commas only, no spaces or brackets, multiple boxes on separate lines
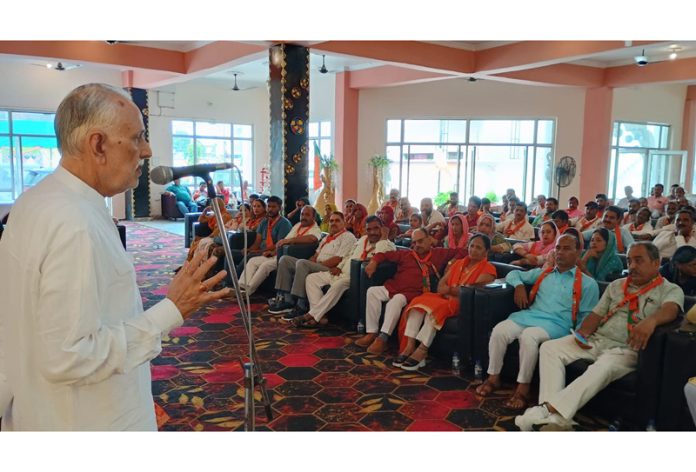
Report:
608,121,671,199
171,120,253,199
308,121,332,193
0,110,60,203
385,118,555,205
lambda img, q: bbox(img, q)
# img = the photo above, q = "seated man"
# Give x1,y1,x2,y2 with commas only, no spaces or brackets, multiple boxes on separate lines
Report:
647,183,669,217
476,234,599,410
565,196,583,220
381,188,401,218
595,193,609,219
552,210,570,234
573,201,600,232
616,185,635,210
582,205,634,253
420,197,446,234
624,207,654,241
655,200,678,229
237,204,318,296
652,208,696,259
357,228,467,354
530,194,546,216
532,197,558,226
439,191,467,218
233,195,292,275
269,210,356,319
622,198,641,225
516,242,683,431
165,178,198,215
292,216,396,328
496,202,534,241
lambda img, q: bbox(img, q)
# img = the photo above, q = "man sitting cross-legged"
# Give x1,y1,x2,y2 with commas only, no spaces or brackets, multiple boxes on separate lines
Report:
475,234,599,410
516,242,683,431
291,216,396,328
269,210,356,320
357,228,467,355
237,204,320,297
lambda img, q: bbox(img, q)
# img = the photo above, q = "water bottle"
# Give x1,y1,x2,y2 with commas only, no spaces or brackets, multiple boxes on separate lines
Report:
356,320,365,334
646,419,656,431
474,360,483,381
451,352,461,377
608,417,622,431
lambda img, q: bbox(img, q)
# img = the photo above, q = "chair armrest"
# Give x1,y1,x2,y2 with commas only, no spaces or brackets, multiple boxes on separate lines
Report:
280,242,319,260
472,285,519,369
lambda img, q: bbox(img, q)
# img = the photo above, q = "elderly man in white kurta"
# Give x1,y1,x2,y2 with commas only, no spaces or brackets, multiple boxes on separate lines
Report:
292,216,396,328
0,84,229,431
269,211,356,320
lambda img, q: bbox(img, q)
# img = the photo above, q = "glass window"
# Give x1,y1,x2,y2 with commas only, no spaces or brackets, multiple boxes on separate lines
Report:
172,120,194,136
386,119,555,206
195,121,231,138
320,122,331,137
307,121,332,193
0,110,59,203
608,121,670,199
233,124,252,139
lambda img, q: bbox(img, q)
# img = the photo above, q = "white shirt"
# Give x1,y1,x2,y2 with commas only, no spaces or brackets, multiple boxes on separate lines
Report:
623,221,654,236
422,209,445,227
653,229,696,259
0,166,183,431
496,219,535,241
335,236,396,280
316,229,357,263
285,222,322,240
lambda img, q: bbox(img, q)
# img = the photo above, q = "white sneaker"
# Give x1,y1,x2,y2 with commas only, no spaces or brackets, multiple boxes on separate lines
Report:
538,413,575,431
514,405,550,431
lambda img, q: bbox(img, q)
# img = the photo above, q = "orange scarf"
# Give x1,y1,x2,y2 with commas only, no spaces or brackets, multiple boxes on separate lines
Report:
296,224,314,238
529,266,584,328
614,226,624,252
629,222,645,232
505,219,527,237
600,276,664,335
264,215,280,250
580,217,598,231
360,237,375,260
411,250,437,293
447,257,489,287
319,229,347,252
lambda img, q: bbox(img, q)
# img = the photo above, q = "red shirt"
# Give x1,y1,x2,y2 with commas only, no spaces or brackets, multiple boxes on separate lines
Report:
371,247,468,302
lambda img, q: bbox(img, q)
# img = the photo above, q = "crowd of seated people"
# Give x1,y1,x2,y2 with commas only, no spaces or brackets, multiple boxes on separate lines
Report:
185,180,696,429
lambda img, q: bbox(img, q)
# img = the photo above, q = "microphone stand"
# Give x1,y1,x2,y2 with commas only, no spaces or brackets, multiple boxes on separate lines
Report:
203,174,273,431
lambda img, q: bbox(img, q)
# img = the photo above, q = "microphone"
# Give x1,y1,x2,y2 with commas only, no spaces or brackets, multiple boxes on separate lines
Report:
150,163,234,185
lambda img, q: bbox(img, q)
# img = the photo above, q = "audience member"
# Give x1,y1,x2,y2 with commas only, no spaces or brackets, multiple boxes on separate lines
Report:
439,191,466,217
477,214,512,254
464,196,482,229
394,234,496,370
499,196,519,222
357,228,467,354
655,200,678,229
647,183,669,216
270,210,356,320
320,203,337,232
625,207,654,241
382,188,401,218
245,198,267,231
530,194,546,216
653,208,696,259
347,203,368,238
476,234,599,410
481,197,493,216
496,202,534,241
517,242,682,431
420,197,446,234
616,185,635,209
512,221,558,268
378,205,400,241
622,198,640,225
566,196,583,219
443,214,469,249
552,210,570,234
595,193,608,219
660,245,696,296
583,205,633,253
397,197,416,222
165,178,198,215
192,182,208,207
577,228,623,282
215,181,231,206
532,198,558,226
293,216,396,328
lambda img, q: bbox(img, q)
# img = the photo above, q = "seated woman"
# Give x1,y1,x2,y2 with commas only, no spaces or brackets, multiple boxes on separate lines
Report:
320,203,337,232
577,228,623,281
378,205,400,241
347,203,368,238
511,221,557,267
443,214,469,249
660,245,696,296
395,213,422,247
393,233,496,370
228,203,251,231
476,214,511,254
245,198,267,231
396,197,416,223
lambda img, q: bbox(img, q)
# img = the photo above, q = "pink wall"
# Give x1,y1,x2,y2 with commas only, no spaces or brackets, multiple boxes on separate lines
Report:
579,87,613,203
334,72,359,204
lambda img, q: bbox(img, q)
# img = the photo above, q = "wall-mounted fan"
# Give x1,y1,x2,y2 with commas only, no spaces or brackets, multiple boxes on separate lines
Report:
554,155,576,200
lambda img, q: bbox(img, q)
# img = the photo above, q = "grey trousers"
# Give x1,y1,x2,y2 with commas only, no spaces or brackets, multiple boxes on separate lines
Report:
275,256,329,299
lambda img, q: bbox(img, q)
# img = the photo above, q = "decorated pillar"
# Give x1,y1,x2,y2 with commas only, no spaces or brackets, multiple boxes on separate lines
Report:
127,87,151,218
268,44,310,215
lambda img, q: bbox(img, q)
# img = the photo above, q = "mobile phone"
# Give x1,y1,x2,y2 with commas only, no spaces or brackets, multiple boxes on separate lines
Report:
570,329,590,346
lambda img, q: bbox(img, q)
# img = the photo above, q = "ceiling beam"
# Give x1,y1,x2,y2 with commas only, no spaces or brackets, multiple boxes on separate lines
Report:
312,41,476,75
183,41,268,75
494,63,605,88
605,56,696,87
347,65,455,89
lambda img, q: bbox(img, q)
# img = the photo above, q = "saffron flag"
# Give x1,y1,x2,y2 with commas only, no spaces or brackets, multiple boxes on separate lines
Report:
313,141,322,190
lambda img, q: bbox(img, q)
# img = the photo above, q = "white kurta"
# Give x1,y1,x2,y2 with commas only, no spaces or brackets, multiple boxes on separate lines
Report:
0,166,183,431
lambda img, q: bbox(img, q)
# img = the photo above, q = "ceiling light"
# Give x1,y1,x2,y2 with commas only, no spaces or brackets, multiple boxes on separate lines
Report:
46,63,52,69
232,73,240,91
669,45,682,60
319,55,328,74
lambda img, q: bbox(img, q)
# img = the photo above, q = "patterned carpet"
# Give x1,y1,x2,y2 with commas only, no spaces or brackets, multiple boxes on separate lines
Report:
125,221,610,431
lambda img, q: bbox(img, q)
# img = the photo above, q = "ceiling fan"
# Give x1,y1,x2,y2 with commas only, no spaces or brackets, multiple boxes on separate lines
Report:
31,61,81,71
319,55,328,74
229,72,260,92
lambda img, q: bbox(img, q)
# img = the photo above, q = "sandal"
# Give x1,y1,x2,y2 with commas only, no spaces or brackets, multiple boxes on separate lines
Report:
503,392,530,410
291,314,328,329
475,378,500,397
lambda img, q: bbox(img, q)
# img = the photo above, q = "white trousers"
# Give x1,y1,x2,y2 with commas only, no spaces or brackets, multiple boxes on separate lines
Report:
238,255,277,295
539,335,638,420
365,286,407,335
403,308,437,348
685,381,696,427
487,319,550,384
306,272,350,322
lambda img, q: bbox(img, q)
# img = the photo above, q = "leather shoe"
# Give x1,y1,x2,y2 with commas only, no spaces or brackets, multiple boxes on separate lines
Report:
392,354,409,367
400,357,426,371
366,337,387,355
355,333,377,347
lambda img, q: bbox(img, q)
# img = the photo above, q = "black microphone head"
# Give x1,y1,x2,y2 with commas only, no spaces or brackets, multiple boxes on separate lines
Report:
150,166,174,185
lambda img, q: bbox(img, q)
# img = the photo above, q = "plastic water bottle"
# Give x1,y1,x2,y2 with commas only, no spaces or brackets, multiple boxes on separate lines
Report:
451,352,461,377
608,417,622,431
646,419,656,431
356,320,365,334
474,360,483,381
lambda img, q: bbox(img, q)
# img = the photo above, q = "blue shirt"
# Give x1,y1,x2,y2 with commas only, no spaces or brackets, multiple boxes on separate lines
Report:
256,215,292,250
505,266,600,338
